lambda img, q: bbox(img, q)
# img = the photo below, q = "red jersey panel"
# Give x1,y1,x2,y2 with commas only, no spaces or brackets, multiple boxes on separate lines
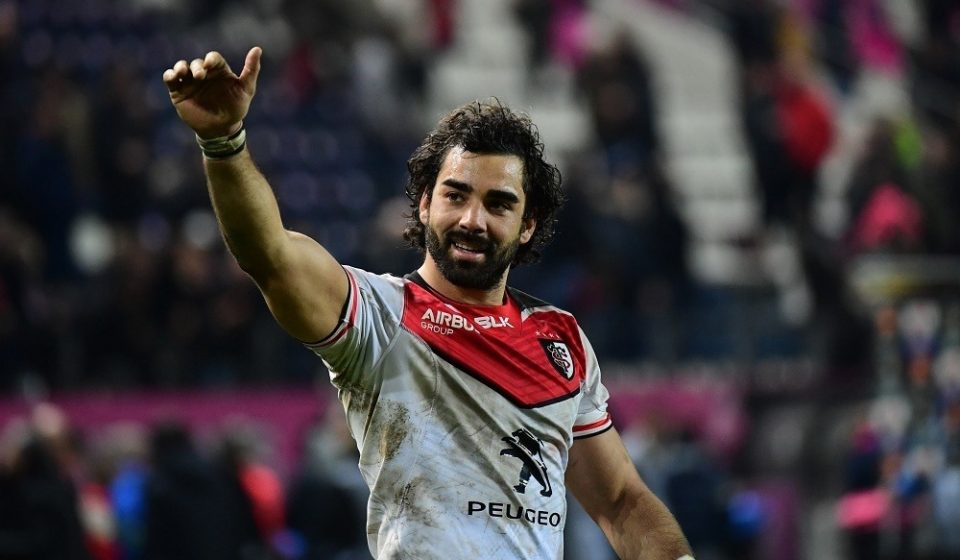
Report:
401,277,585,408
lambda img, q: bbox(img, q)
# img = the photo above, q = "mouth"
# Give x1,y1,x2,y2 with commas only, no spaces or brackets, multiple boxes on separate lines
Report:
452,241,486,254
447,237,490,262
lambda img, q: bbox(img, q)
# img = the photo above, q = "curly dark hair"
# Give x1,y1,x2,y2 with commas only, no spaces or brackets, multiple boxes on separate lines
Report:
402,100,564,266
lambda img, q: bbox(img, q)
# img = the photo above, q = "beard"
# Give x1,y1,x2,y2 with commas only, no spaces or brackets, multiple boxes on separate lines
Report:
425,226,519,291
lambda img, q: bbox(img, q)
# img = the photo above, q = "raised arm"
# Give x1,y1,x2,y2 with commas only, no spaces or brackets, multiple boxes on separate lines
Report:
162,47,347,343
566,429,693,560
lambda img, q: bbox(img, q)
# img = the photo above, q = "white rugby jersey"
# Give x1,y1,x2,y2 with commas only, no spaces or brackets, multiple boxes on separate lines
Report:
305,266,613,560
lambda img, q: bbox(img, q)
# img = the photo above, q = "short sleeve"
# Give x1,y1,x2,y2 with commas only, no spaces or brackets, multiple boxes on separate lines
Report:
303,266,405,389
572,327,613,439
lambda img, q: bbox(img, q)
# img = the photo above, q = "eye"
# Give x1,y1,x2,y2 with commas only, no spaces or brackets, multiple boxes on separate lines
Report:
488,200,512,214
445,191,464,202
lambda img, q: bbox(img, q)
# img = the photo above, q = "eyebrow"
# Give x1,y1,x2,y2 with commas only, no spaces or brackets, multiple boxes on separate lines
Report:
441,179,472,193
441,179,520,205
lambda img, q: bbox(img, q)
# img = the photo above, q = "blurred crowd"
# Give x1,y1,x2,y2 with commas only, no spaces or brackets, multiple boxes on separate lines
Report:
3,0,960,558
3,0,960,391
0,0,720,390
823,299,960,560
0,388,759,560
0,400,373,560
720,0,960,557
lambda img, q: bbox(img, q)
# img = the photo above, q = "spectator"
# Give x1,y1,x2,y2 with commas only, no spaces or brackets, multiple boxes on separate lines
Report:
285,410,367,559
514,0,554,72
837,423,885,560
215,422,283,557
0,408,90,560
144,421,243,560
577,28,659,168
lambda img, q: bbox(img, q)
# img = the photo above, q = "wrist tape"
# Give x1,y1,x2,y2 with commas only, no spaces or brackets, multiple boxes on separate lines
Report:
196,124,246,159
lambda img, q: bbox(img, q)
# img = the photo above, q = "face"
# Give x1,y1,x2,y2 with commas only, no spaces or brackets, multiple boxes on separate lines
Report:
420,146,535,291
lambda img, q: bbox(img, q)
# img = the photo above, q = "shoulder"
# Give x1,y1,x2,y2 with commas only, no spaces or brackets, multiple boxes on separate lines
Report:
508,286,597,354
509,286,588,339
508,286,575,321
342,266,408,319
344,265,406,292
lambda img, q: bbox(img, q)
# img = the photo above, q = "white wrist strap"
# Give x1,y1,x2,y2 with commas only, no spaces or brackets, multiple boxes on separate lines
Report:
196,124,246,159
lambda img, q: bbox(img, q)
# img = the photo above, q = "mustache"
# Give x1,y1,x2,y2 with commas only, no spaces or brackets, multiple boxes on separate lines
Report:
444,231,494,253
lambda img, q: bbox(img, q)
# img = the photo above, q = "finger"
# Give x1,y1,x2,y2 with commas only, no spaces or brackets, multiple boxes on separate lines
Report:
189,58,206,80
173,59,190,78
162,68,182,91
202,51,231,75
162,60,192,92
238,46,262,91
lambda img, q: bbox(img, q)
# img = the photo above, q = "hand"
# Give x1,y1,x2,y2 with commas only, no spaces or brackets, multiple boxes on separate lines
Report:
162,47,262,139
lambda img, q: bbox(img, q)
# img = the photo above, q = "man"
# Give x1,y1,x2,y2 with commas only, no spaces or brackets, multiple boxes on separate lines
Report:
162,46,694,560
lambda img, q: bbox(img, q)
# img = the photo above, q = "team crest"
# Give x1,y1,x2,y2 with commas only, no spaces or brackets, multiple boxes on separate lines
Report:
539,340,574,380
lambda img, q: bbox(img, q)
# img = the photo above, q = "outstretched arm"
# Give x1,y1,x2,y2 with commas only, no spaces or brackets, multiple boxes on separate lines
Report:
567,429,693,560
162,47,347,343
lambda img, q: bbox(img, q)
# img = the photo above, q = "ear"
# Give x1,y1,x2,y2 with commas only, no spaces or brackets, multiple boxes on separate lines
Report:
418,190,431,225
519,216,536,245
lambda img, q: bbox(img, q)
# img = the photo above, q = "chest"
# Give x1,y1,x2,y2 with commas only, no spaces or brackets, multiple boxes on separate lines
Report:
401,287,585,409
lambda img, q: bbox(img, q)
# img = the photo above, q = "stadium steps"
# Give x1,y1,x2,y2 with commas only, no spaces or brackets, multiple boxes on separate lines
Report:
591,0,763,286
424,0,592,161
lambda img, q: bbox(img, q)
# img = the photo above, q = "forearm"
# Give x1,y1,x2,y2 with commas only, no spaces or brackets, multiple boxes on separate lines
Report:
569,430,694,560
203,147,288,275
601,489,692,560
164,48,351,340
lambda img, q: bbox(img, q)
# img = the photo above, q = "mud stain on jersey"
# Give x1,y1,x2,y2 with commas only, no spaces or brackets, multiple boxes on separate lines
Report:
343,384,374,412
377,401,411,462
396,476,440,529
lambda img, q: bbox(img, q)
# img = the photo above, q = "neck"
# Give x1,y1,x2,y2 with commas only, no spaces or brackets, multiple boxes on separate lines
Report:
417,258,508,306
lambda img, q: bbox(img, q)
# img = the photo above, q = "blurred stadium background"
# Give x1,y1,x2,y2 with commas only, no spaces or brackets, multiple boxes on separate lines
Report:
1,0,959,558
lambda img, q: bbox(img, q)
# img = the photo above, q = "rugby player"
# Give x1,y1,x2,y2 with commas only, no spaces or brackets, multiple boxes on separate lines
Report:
163,46,694,560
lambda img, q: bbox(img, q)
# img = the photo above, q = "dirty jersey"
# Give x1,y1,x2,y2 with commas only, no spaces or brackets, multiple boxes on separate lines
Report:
305,267,613,560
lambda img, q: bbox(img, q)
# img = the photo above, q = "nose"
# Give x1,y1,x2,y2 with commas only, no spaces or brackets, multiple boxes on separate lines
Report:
458,201,487,233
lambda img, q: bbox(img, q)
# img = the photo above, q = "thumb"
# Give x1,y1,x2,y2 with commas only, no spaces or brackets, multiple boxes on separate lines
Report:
239,46,263,92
